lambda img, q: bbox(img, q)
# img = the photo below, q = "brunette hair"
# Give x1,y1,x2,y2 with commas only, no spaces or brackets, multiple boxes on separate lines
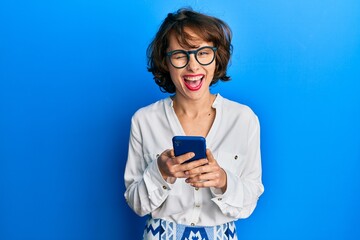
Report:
147,8,233,93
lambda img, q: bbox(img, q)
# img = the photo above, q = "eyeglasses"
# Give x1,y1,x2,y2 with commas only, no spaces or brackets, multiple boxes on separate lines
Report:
166,46,217,69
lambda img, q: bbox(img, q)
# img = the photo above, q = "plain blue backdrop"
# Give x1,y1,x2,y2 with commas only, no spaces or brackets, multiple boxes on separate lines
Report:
1,0,359,239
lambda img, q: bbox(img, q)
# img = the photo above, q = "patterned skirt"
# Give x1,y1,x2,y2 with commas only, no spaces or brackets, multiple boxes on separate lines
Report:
143,217,238,240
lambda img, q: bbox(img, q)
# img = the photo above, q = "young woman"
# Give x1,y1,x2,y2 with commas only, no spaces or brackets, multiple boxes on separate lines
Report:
124,8,264,240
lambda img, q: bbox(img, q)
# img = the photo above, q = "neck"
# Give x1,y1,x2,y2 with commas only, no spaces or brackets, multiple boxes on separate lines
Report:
172,93,216,117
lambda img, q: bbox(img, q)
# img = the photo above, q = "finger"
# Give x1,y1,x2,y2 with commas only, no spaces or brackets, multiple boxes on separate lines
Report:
186,172,217,183
168,149,175,158
185,163,211,176
158,149,172,161
188,179,213,188
159,149,177,165
163,149,174,158
188,174,224,189
175,152,195,164
169,158,207,179
206,149,216,163
182,159,209,175
159,149,177,168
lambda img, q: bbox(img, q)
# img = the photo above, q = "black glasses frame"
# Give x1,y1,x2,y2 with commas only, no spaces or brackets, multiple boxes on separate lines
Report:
166,46,218,69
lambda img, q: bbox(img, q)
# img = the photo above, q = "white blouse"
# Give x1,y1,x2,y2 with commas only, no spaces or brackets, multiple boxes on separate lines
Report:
124,94,264,226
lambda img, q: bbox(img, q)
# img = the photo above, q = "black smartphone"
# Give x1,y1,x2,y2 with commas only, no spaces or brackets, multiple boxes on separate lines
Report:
172,136,206,163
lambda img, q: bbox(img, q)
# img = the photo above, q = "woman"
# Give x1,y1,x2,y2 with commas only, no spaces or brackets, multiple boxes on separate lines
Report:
124,8,264,240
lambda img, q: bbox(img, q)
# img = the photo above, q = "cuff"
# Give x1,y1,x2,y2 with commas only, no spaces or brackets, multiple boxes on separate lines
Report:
143,157,174,194
211,169,243,208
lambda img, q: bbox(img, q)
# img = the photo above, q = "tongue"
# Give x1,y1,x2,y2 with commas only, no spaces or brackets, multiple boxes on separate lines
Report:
186,80,200,87
185,80,202,91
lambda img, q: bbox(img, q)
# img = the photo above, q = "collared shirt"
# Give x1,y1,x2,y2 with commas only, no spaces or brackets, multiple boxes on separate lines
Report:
124,94,264,226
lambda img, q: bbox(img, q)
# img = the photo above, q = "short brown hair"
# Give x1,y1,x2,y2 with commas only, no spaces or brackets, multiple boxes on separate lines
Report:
147,8,233,93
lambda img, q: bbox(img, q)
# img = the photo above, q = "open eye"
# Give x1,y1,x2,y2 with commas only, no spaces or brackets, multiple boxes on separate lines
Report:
197,48,213,58
198,50,210,56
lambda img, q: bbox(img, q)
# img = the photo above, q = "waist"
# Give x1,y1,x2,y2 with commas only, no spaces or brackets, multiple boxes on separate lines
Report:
143,217,238,240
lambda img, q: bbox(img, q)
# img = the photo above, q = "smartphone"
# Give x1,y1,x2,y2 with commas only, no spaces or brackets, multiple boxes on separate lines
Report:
172,136,206,163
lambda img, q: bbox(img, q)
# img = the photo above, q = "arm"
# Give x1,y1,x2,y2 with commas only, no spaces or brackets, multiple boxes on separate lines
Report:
124,115,208,216
211,115,264,219
185,114,264,219
123,116,172,216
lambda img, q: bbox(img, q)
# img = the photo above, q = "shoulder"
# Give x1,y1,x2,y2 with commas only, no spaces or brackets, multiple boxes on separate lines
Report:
132,97,170,122
219,95,258,121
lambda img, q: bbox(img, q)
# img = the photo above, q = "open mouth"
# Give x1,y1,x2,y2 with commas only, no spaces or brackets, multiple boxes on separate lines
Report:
183,75,204,91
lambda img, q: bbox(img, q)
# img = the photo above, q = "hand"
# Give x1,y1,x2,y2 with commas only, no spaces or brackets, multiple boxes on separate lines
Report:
185,149,227,192
157,149,209,180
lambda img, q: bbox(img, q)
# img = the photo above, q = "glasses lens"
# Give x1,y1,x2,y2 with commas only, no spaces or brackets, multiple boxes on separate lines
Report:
170,51,188,68
196,47,215,65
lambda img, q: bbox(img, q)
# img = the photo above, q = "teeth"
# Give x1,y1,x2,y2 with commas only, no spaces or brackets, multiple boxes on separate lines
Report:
184,75,203,81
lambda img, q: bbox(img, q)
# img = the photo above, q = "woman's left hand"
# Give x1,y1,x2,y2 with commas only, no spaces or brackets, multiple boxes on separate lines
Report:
185,149,227,192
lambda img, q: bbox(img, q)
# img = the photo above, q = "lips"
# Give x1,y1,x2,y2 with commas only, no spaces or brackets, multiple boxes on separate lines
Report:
183,74,204,91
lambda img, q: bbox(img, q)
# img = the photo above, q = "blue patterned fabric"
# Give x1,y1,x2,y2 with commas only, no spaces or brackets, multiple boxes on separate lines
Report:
143,218,238,240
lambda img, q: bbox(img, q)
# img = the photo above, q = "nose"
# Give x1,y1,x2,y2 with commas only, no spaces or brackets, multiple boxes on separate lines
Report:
186,54,200,71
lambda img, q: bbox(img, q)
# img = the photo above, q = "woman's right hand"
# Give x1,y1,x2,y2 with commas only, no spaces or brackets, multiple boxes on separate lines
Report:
157,149,208,180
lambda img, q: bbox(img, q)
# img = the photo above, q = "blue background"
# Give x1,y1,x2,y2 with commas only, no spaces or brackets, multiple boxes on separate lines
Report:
1,0,359,239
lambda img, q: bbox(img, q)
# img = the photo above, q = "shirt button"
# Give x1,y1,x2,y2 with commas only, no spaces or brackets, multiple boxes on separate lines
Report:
195,187,199,191
191,223,195,226
162,186,167,190
234,155,238,160
195,204,200,208
218,198,222,201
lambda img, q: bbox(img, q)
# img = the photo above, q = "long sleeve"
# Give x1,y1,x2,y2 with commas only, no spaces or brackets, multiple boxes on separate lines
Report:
124,115,173,217
211,114,264,219
123,96,264,226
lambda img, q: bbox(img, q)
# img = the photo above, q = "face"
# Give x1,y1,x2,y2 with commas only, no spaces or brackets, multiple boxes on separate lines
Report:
166,29,216,101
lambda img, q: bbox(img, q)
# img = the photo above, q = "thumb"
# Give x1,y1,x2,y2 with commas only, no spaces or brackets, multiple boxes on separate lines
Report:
206,149,216,163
